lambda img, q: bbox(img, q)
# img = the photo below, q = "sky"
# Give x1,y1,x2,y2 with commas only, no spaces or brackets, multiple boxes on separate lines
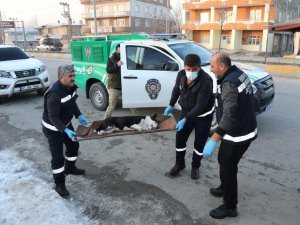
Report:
0,0,181,27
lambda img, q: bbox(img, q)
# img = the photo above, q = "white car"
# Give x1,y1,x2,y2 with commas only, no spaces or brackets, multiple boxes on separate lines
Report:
0,45,50,98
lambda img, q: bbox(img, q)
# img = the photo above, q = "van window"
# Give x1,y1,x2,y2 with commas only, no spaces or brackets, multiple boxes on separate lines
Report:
169,42,212,66
126,46,177,71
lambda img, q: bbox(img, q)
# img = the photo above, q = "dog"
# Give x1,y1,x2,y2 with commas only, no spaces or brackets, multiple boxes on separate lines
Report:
95,114,158,135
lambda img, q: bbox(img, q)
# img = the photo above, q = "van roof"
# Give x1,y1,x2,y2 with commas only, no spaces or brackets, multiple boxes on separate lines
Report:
71,34,149,42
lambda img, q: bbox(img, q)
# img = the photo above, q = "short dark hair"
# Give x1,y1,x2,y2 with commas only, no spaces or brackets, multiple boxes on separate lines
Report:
116,44,120,49
215,52,231,68
184,54,201,67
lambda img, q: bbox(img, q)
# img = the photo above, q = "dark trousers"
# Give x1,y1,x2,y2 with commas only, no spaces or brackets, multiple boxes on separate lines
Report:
218,141,251,209
176,114,212,168
43,124,79,184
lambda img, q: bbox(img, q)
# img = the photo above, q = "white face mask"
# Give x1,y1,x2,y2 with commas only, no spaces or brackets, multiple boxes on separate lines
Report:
186,71,198,80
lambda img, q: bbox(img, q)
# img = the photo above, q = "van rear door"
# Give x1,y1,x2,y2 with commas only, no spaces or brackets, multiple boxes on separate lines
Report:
120,43,179,108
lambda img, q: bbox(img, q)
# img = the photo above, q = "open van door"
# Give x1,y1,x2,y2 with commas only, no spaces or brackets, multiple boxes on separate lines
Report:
120,43,180,108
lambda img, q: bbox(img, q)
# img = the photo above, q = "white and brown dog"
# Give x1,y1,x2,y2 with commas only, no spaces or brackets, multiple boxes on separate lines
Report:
95,114,158,135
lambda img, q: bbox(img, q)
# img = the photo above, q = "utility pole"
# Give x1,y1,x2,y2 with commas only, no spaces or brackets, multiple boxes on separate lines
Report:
264,1,272,64
9,17,18,46
0,11,5,44
21,21,27,51
93,0,98,35
60,2,72,48
166,0,169,33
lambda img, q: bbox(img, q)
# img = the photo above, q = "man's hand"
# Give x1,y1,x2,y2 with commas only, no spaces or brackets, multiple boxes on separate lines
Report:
78,115,88,126
164,105,174,117
117,61,123,67
175,118,186,131
203,139,218,158
64,128,77,139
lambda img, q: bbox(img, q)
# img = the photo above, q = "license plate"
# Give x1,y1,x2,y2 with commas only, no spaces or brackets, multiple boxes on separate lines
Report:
20,84,38,91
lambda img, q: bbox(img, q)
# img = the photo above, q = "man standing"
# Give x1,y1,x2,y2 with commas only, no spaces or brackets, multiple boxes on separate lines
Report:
203,52,257,219
164,54,215,180
104,44,123,118
42,64,88,198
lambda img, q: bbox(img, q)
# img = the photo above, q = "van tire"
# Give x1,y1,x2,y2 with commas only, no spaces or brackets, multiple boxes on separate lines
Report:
89,82,108,111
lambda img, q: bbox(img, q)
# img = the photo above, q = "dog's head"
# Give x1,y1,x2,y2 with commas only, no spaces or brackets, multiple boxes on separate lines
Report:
144,115,158,130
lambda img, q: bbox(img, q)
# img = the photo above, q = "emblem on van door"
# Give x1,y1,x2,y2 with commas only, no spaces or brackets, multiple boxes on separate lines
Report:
85,46,91,59
87,65,93,75
145,79,161,100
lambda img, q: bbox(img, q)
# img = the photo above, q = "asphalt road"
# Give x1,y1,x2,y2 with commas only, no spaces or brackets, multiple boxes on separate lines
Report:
0,58,299,225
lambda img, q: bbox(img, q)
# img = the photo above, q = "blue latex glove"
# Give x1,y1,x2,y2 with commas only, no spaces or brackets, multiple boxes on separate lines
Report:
203,139,218,158
64,128,77,140
78,114,88,126
175,118,186,131
164,105,174,116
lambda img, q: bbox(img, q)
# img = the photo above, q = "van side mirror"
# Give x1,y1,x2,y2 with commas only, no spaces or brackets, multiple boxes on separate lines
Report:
164,61,179,71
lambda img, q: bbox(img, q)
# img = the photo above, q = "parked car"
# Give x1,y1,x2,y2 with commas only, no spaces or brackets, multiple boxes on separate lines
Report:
36,37,63,52
0,45,50,99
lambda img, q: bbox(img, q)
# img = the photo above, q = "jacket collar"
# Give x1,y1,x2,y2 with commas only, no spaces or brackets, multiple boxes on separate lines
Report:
217,65,238,84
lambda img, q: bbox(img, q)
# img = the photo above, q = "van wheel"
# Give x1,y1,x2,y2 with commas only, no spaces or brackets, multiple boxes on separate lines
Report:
209,112,218,136
89,82,108,111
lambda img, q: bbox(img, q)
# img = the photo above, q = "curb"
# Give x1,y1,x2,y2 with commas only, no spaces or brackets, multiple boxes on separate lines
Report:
283,55,300,59
251,63,300,79
30,52,71,59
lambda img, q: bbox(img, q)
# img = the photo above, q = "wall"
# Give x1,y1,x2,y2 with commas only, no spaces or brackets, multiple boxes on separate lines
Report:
294,32,300,55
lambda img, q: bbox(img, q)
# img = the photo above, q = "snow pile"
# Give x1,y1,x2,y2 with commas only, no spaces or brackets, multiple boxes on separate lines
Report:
0,150,95,225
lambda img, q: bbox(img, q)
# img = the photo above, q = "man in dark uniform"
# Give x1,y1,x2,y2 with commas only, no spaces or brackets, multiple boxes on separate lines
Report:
42,64,88,198
164,54,215,180
104,44,123,118
203,52,257,219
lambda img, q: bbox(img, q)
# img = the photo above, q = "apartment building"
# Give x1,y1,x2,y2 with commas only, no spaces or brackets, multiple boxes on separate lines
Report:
182,0,275,52
272,0,300,55
80,0,171,34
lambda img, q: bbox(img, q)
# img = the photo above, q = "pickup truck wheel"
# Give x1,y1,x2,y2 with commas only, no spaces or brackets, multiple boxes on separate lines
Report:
89,82,108,111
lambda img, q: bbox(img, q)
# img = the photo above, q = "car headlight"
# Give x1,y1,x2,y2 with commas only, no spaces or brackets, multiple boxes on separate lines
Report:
39,65,47,73
252,84,257,94
0,70,12,78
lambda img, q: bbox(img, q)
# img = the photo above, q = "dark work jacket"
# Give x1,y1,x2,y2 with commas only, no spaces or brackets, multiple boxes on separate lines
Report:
42,81,81,133
107,52,121,89
169,69,215,122
216,65,257,145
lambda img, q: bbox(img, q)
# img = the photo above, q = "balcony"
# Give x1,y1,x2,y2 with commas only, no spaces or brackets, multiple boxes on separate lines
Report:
82,11,130,19
183,19,270,31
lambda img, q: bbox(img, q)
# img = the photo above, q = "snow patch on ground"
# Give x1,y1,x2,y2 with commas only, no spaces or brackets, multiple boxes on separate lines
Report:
0,149,96,225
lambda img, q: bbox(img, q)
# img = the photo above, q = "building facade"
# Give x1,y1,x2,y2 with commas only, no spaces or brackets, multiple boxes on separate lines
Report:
272,0,300,55
36,23,83,45
4,27,38,49
182,0,275,52
80,0,171,34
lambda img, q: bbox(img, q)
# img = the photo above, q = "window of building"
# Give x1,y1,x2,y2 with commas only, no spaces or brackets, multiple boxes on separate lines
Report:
102,20,110,27
248,36,260,45
135,5,139,13
200,12,209,23
117,19,125,27
103,6,109,12
135,19,141,27
145,20,150,27
250,10,261,21
117,4,124,11
154,8,157,18
113,20,117,27
145,7,149,15
160,9,163,17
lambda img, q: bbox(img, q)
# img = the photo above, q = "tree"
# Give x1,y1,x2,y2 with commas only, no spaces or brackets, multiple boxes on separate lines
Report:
169,1,183,33
217,0,229,51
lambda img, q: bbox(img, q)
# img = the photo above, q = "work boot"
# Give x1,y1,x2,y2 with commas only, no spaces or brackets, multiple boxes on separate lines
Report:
65,166,85,175
191,167,199,180
209,204,238,219
169,164,185,177
209,185,224,197
55,183,70,199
